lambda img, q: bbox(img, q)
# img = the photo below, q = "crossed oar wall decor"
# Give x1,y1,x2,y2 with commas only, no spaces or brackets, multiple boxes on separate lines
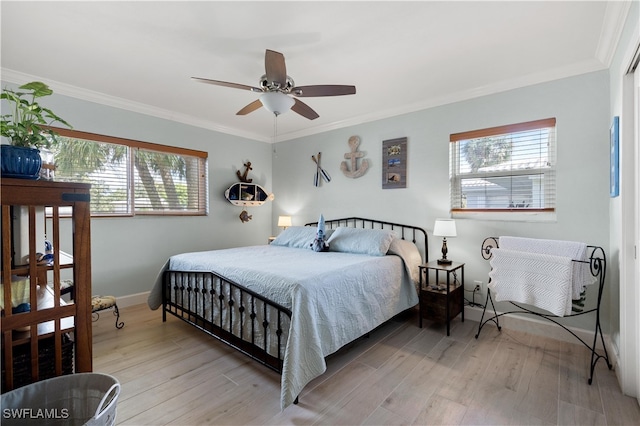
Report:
312,152,331,187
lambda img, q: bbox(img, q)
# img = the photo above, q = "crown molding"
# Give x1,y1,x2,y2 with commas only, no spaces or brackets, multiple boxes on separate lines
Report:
278,59,607,142
1,56,609,144
1,68,272,143
596,1,633,67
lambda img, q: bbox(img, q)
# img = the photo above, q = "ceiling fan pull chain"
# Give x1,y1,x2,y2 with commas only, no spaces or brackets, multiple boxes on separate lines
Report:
271,115,279,156
273,114,278,144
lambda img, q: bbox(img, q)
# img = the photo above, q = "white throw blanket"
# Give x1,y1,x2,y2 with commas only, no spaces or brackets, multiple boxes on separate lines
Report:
488,237,595,316
498,236,594,300
488,248,574,316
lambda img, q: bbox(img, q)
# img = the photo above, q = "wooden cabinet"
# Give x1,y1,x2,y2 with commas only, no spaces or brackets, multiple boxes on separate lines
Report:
1,178,92,391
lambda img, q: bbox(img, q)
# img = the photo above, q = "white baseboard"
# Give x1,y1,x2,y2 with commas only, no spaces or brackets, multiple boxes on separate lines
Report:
114,291,150,309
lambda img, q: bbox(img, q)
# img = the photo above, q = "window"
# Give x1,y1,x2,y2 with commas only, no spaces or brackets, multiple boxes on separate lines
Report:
449,118,556,213
48,128,208,216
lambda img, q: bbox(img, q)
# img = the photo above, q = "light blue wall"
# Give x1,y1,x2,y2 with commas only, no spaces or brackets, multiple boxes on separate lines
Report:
273,70,611,331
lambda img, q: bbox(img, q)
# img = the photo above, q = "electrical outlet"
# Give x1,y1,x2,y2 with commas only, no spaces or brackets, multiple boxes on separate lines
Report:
473,280,483,292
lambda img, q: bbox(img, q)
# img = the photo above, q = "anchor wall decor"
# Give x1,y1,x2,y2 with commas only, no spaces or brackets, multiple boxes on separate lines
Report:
236,161,253,183
340,135,369,178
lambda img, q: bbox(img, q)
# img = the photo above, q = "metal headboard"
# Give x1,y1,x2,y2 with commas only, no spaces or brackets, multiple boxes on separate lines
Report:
305,217,428,263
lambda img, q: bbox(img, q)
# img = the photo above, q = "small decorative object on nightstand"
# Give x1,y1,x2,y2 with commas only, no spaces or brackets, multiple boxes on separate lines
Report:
419,260,465,336
433,218,456,265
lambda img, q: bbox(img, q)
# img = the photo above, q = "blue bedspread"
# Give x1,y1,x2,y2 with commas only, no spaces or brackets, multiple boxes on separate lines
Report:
148,242,420,409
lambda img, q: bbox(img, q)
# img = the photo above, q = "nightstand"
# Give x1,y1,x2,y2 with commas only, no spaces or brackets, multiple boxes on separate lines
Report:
419,260,465,336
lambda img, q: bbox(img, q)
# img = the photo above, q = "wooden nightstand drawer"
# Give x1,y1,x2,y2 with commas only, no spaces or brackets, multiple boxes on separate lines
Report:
420,284,463,323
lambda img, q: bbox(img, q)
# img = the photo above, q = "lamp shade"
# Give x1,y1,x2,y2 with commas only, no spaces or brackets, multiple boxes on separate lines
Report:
277,215,292,228
433,219,457,237
260,92,294,116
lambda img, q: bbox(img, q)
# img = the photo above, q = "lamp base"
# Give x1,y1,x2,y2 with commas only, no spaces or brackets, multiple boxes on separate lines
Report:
437,238,452,266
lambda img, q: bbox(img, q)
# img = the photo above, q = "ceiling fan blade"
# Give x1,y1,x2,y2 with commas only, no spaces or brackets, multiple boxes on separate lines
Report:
191,77,261,92
291,85,356,97
265,49,287,88
236,99,263,116
291,98,319,120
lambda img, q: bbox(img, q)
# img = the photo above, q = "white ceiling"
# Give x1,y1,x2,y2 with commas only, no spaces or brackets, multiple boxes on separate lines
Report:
0,1,630,143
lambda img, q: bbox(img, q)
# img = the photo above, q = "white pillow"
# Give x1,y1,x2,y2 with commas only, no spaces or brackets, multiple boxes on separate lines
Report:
387,238,423,282
270,227,317,249
327,227,396,256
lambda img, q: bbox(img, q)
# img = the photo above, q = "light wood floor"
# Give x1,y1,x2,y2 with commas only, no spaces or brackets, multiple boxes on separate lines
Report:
92,304,640,425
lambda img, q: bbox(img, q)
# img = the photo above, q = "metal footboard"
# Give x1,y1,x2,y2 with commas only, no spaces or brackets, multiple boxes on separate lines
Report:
163,270,292,373
160,217,428,386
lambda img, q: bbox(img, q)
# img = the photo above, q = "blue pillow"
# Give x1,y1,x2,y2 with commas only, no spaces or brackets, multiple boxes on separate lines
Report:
326,227,396,256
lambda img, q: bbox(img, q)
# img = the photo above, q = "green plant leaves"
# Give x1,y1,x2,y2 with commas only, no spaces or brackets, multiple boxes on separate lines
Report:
19,81,53,97
1,81,71,148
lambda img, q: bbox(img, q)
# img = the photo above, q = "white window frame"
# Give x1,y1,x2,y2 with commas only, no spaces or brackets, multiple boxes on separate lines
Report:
449,118,557,222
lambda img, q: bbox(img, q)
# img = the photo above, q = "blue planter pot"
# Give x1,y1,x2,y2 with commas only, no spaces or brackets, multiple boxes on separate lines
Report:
1,145,42,179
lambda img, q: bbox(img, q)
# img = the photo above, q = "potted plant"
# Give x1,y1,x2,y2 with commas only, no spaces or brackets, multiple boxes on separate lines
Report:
1,81,71,179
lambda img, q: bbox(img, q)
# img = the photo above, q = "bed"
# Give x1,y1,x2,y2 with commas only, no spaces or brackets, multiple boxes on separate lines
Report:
147,217,427,409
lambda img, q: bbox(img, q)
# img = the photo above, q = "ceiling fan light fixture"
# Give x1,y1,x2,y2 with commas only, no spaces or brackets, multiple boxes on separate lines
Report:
195,50,353,120
260,92,294,116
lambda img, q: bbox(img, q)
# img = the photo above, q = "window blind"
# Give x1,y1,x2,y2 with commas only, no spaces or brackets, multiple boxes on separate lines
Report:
449,118,556,212
133,147,207,215
49,128,208,216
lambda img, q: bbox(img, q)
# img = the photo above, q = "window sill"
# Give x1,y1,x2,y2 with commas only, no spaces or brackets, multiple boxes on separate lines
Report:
451,210,557,222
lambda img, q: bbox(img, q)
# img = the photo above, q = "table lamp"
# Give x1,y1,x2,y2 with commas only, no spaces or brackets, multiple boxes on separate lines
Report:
277,215,292,231
433,219,456,265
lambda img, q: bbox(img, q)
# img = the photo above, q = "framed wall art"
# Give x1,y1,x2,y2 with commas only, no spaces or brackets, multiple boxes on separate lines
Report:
382,137,407,189
610,116,619,198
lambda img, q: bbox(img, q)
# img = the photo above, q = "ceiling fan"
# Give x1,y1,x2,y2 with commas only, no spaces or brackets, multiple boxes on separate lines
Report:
192,49,356,120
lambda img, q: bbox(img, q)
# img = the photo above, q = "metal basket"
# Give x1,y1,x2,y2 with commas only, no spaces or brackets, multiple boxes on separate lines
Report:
1,373,120,426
